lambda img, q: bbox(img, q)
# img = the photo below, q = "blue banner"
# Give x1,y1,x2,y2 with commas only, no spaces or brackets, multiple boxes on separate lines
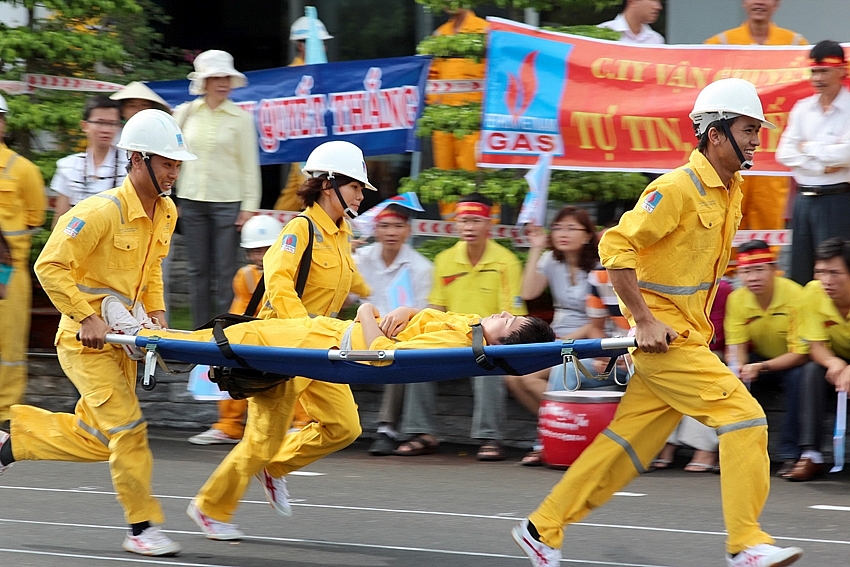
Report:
148,56,431,166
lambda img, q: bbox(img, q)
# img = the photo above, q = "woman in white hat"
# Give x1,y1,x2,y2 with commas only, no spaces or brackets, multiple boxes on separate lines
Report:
173,50,261,328
109,81,171,120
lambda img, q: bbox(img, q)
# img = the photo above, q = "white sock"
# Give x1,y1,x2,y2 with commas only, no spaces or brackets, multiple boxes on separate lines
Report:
801,450,824,464
376,424,397,439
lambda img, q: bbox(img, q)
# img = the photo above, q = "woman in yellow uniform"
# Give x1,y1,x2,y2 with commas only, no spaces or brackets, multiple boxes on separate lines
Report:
185,140,373,539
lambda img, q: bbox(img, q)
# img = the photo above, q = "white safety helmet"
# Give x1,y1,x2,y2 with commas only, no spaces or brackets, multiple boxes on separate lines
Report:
117,109,197,162
689,78,775,137
290,16,333,41
302,141,376,191
0,94,8,114
241,215,284,249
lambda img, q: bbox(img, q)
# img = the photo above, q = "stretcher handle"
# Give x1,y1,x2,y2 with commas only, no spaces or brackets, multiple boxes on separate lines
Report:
599,337,637,350
328,350,396,362
103,333,138,346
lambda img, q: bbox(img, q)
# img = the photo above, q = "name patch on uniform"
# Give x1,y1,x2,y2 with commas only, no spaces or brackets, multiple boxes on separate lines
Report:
642,190,663,214
63,217,86,238
281,234,297,253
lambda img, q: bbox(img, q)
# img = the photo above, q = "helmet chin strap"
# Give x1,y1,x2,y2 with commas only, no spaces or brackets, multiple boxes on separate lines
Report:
328,173,357,219
719,119,753,170
142,153,171,197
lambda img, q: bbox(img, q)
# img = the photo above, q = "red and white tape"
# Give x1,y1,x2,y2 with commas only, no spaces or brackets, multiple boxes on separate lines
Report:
732,230,792,247
426,80,484,94
25,74,125,92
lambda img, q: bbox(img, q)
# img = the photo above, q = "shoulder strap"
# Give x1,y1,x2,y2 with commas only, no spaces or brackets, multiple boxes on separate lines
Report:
243,271,266,317
294,215,314,299
212,320,252,368
471,323,520,375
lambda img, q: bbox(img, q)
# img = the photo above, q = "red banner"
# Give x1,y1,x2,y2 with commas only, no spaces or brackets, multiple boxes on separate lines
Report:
479,18,849,174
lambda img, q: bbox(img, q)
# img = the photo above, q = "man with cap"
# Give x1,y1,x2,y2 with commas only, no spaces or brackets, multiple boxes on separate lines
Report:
110,81,171,121
511,78,804,567
351,196,434,455
0,109,196,556
724,239,807,477
0,93,46,429
777,40,850,285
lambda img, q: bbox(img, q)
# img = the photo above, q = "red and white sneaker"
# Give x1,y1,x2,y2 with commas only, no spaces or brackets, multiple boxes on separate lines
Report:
256,468,292,517
512,519,562,567
186,499,244,540
0,431,12,476
122,526,181,556
102,297,160,360
726,544,803,567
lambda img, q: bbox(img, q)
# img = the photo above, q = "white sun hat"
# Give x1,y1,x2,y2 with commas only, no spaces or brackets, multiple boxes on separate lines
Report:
187,50,248,96
110,81,171,110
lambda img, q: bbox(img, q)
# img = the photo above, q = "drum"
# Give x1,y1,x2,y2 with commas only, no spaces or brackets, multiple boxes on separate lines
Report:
538,390,624,469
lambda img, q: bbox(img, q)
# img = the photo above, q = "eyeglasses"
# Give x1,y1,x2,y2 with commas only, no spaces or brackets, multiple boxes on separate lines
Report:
550,225,588,233
86,120,123,129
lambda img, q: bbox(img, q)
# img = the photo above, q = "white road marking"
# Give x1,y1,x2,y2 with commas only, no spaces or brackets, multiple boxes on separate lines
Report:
810,505,850,512
0,546,239,566
289,471,325,476
613,492,646,497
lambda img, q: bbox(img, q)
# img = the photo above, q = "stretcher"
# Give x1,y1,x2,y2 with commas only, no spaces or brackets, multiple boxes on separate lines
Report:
104,333,636,392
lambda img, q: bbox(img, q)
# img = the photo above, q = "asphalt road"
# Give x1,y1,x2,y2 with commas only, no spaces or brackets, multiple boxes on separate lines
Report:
1,428,848,567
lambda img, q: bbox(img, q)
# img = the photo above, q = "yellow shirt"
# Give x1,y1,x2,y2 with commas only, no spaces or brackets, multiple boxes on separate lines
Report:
599,150,743,342
429,240,526,317
173,98,261,211
705,22,806,46
724,276,805,358
230,264,263,316
0,144,46,264
259,204,370,320
427,13,489,106
35,177,176,331
797,280,850,359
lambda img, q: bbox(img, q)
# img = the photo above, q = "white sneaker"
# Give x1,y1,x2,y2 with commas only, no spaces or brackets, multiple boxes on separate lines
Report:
122,526,181,556
0,431,12,476
726,544,803,567
101,296,145,360
131,301,162,331
188,428,241,445
256,468,292,517
186,499,244,540
512,519,562,567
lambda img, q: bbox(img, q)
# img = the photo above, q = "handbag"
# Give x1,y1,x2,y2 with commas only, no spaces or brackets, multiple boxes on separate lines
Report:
198,215,314,399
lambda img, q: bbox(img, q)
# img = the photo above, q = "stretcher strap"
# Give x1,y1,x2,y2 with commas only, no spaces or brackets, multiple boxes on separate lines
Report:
471,324,520,375
212,320,253,369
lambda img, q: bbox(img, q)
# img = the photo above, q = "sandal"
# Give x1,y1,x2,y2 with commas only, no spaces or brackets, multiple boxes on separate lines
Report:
650,458,672,470
521,449,544,467
393,434,438,456
476,440,506,462
684,461,720,473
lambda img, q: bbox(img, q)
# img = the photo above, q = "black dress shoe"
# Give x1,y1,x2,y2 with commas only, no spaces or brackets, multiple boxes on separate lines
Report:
368,432,397,456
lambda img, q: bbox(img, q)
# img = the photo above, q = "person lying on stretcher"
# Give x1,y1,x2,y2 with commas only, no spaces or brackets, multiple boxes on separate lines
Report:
117,304,555,356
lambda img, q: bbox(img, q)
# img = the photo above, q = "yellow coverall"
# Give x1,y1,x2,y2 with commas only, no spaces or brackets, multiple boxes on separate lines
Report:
150,309,480,522
0,145,46,422
528,150,774,555
704,24,807,231
14,178,175,525
195,203,370,521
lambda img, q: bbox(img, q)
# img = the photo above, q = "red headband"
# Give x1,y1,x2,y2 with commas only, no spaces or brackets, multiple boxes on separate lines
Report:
375,209,408,223
455,202,491,218
810,56,847,68
737,249,775,267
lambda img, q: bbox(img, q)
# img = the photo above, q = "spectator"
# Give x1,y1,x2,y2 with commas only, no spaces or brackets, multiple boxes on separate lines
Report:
110,82,171,120
705,1,806,238
724,240,807,476
51,96,126,225
394,192,525,461
786,237,850,481
0,230,10,299
174,49,261,328
0,94,46,428
776,40,850,285
188,215,284,446
273,15,333,212
352,201,433,455
598,0,664,45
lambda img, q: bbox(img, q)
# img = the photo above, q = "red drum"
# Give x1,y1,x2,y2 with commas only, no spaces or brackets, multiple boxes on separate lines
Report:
538,390,624,469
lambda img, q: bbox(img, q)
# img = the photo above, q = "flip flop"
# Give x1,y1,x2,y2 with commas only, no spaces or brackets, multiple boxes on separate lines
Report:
476,440,506,461
393,435,438,456
521,449,544,467
684,461,720,473
650,458,672,470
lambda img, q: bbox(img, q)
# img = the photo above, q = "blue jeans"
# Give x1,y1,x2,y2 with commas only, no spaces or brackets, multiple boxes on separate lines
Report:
748,355,803,460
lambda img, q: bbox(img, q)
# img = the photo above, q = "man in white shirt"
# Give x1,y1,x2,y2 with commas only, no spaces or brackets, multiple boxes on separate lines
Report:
353,203,433,455
777,40,850,284
598,0,664,45
50,96,126,226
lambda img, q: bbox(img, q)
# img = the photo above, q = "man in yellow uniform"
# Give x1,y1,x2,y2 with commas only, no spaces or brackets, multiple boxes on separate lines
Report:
705,0,807,232
0,94,46,427
512,79,804,567
724,240,807,475
0,110,196,557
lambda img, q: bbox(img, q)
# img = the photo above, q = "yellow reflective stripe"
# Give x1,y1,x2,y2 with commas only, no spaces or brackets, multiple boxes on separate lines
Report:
683,168,707,197
2,228,36,236
107,417,146,435
602,428,647,474
93,193,125,224
717,417,767,436
638,280,713,295
77,419,109,447
76,284,133,306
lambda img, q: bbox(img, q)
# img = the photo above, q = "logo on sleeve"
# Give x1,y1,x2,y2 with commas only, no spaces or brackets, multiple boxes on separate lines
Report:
63,217,86,238
642,190,663,214
281,234,297,253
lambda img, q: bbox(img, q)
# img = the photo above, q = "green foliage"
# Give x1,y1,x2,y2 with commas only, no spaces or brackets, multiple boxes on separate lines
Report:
416,33,486,61
543,24,621,41
400,168,648,208
415,236,527,264
417,103,481,138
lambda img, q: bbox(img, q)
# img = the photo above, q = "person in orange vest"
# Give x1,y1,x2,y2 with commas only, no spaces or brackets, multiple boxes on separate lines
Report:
705,0,807,233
